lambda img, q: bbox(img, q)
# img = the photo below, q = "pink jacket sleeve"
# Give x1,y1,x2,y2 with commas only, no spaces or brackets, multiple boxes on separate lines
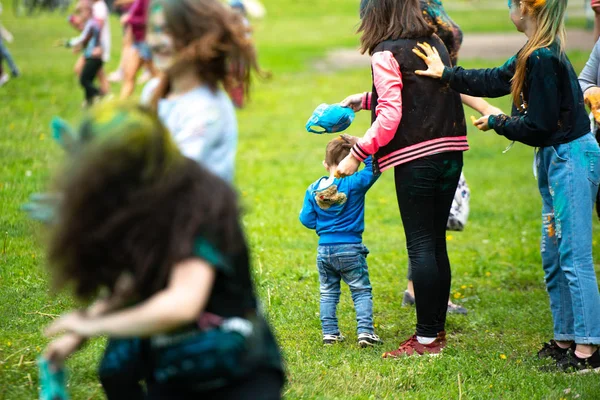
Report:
351,51,403,161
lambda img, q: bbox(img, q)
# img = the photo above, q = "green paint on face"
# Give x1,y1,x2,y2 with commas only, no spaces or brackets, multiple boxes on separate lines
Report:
149,2,165,33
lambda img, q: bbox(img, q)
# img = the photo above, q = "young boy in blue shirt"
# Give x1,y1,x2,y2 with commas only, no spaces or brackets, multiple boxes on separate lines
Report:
300,135,383,347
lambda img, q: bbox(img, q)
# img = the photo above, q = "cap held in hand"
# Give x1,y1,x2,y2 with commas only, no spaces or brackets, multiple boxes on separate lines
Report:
306,103,355,134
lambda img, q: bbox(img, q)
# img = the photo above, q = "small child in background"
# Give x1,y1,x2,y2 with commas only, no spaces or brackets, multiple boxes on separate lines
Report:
299,135,383,347
59,0,104,106
0,2,20,86
227,0,250,108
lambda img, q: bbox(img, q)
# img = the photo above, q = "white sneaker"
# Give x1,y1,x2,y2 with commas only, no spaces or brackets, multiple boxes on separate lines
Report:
0,74,10,87
108,70,123,83
323,333,345,345
137,70,152,85
357,333,384,348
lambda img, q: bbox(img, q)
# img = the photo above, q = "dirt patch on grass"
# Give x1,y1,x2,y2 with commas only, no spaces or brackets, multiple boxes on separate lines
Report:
314,29,595,72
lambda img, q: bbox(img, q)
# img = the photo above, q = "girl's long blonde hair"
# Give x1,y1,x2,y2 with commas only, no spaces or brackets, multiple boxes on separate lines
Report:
511,0,567,111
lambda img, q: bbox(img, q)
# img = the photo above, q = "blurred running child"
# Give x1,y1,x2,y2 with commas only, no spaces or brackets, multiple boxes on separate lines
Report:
59,0,104,106
142,0,262,182
41,101,284,399
0,1,19,86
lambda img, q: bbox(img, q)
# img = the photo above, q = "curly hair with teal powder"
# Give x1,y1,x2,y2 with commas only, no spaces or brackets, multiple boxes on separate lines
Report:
47,101,249,300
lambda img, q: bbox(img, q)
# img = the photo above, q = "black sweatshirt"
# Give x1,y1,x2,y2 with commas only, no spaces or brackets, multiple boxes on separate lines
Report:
441,42,589,147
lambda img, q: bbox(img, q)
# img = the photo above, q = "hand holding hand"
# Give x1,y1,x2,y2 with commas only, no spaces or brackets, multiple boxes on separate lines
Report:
340,93,364,112
413,42,445,79
335,153,361,178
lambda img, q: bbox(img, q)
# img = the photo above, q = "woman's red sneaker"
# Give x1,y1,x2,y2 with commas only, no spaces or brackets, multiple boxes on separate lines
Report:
382,331,446,358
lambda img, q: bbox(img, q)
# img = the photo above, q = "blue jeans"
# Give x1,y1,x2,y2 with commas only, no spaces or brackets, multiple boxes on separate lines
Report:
316,243,374,335
537,133,600,345
0,37,19,76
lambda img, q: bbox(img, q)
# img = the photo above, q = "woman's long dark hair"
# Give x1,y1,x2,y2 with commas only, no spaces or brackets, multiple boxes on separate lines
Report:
150,0,264,109
358,0,434,55
48,102,247,300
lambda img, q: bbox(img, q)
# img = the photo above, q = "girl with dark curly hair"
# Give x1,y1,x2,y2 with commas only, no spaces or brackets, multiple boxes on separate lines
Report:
42,101,284,399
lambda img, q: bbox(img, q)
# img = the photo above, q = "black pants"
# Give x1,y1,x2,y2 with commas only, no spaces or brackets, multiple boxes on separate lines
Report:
394,151,463,337
101,368,283,400
99,339,283,400
80,57,103,103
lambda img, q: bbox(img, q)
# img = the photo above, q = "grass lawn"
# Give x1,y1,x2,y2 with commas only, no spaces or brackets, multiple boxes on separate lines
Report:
1,0,600,399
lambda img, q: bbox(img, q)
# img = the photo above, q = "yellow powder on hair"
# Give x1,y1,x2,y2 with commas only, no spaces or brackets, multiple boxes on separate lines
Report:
532,0,546,8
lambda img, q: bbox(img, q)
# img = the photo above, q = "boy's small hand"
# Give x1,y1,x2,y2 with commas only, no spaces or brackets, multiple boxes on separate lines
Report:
54,39,66,48
340,93,364,112
335,153,361,178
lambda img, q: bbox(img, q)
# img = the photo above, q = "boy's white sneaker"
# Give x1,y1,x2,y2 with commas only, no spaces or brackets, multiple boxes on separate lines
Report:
323,333,345,345
0,74,10,87
358,333,384,348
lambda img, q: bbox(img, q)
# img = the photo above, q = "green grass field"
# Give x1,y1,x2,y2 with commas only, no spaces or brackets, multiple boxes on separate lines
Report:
1,0,600,398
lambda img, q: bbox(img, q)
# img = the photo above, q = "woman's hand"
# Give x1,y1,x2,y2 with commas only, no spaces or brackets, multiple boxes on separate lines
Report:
45,312,96,338
584,87,600,124
43,334,85,369
340,93,364,112
472,115,491,131
413,42,445,79
340,134,360,146
335,153,361,178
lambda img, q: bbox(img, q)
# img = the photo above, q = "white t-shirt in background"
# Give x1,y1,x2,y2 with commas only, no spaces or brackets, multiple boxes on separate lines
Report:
92,0,111,62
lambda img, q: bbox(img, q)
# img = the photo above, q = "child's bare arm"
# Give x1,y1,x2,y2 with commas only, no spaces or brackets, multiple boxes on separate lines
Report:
43,273,136,366
46,259,215,338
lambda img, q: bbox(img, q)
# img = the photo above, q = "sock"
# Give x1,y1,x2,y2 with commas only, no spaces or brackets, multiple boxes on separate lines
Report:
417,336,436,345
574,350,592,359
555,340,572,349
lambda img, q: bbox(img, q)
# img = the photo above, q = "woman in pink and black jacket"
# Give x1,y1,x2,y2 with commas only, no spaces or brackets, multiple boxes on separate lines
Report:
336,0,468,357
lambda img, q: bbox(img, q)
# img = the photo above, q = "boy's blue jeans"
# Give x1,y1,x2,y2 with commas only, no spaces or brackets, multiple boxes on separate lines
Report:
537,133,600,344
0,37,19,76
316,243,374,335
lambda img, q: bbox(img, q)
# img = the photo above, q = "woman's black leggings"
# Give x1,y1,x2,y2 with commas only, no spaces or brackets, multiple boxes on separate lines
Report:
394,151,463,337
80,58,104,103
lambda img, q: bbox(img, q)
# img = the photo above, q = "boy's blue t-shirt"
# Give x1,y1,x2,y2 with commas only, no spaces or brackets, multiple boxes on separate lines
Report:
299,156,380,245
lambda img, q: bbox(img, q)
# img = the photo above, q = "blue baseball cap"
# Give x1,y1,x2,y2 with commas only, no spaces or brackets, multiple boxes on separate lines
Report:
306,103,355,134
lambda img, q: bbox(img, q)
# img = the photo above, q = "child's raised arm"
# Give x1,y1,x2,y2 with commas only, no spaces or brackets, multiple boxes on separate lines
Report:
64,22,95,51
347,155,380,193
